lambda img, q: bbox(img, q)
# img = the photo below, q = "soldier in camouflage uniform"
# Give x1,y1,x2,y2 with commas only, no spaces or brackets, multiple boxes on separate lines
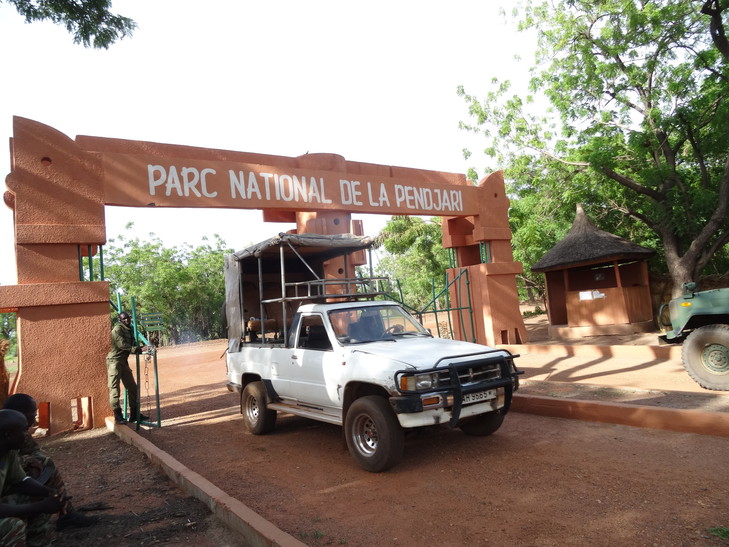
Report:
3,394,98,531
0,409,65,546
106,312,148,424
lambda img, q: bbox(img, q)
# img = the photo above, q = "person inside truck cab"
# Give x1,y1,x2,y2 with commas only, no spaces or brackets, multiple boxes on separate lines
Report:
305,325,331,350
348,311,382,341
293,316,332,350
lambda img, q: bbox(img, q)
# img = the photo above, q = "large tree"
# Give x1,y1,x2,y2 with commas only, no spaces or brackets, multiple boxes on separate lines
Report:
460,0,729,296
4,0,135,48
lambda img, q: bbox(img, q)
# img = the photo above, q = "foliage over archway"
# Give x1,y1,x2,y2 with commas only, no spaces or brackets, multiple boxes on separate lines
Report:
460,0,729,296
4,0,136,48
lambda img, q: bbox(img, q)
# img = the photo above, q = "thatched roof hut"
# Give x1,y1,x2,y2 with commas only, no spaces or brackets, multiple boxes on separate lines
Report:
532,204,654,272
532,204,656,338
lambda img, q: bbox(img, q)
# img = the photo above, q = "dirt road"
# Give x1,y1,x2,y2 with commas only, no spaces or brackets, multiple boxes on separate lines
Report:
150,397,729,546
42,335,729,546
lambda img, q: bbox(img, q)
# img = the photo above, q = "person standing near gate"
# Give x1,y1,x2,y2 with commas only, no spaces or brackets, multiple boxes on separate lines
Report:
106,312,148,424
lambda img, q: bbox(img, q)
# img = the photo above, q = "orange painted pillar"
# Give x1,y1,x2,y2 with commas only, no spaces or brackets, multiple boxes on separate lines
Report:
442,171,527,346
2,117,111,433
292,154,364,285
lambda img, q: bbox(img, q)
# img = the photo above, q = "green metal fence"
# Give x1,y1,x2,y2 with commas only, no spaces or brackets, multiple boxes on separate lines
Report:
378,268,476,342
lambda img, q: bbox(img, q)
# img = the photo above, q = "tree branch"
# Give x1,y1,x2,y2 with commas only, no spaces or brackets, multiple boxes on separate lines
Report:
534,148,591,168
600,167,667,201
701,0,729,60
697,228,729,273
609,201,661,232
681,114,710,188
682,151,729,265
680,44,729,82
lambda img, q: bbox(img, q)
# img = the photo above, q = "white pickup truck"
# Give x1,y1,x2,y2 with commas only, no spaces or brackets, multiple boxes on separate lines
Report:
224,233,521,472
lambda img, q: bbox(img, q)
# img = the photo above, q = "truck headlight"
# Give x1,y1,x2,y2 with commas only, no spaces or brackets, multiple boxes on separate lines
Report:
400,373,438,391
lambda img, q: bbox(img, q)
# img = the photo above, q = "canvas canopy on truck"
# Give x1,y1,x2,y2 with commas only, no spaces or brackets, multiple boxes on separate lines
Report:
231,232,374,263
225,232,380,351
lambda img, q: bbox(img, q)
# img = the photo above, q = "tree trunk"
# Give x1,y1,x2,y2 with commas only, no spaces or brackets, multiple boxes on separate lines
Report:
663,238,699,298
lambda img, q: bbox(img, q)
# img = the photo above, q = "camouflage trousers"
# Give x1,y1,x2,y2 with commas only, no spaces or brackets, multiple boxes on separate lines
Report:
0,494,53,547
106,357,139,413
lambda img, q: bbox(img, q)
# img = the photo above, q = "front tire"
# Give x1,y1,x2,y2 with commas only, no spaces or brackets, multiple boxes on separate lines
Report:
682,324,729,391
242,381,277,434
345,396,404,472
458,411,505,436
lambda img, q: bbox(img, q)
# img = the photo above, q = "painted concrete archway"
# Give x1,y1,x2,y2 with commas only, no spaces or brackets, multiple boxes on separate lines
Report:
1,117,525,432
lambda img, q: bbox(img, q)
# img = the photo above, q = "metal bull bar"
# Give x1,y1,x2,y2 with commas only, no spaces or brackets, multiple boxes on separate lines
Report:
446,353,522,427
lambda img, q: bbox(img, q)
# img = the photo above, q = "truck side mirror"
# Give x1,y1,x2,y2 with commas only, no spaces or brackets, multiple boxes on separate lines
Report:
682,282,697,296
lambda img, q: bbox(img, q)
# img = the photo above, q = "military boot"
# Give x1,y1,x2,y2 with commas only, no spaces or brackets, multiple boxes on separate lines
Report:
113,408,127,424
129,410,149,422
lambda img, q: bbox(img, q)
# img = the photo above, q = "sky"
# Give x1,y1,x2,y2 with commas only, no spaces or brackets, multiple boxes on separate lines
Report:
0,1,534,285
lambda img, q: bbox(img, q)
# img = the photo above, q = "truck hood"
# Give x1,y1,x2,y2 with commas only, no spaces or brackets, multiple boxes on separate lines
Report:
348,337,510,369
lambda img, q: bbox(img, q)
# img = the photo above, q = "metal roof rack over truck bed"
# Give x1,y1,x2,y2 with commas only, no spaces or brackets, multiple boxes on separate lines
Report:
224,232,387,347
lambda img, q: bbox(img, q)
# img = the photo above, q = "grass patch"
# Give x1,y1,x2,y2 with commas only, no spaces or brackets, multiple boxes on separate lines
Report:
298,528,327,542
522,306,545,318
709,526,729,539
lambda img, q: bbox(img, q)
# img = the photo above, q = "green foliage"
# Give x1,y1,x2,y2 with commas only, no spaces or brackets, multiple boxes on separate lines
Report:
4,0,136,48
105,229,231,345
522,305,545,318
0,313,17,361
708,526,729,539
460,0,729,295
374,216,450,309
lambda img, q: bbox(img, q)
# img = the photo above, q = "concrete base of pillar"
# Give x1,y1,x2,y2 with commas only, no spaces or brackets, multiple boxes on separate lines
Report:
548,320,656,339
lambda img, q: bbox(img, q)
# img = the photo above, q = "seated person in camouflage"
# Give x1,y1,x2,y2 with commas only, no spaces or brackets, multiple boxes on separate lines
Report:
3,394,98,531
0,408,67,546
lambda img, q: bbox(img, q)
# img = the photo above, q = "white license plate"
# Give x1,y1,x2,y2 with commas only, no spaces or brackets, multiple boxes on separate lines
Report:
462,389,495,404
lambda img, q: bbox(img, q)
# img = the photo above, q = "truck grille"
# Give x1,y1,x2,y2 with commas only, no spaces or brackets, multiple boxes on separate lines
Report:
393,349,522,427
434,361,503,388
396,350,519,395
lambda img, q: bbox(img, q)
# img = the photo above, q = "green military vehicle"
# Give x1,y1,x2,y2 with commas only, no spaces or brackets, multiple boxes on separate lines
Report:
659,282,729,390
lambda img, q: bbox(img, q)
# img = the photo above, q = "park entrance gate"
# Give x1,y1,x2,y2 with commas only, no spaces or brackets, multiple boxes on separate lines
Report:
0,117,525,434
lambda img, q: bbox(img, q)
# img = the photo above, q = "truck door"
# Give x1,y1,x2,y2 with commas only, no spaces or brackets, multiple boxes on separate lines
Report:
288,313,339,411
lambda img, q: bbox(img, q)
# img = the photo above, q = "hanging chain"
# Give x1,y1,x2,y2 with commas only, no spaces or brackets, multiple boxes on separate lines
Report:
143,344,155,425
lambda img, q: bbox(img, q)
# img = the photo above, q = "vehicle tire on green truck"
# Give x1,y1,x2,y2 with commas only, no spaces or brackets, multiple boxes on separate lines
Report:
681,324,729,391
659,282,729,391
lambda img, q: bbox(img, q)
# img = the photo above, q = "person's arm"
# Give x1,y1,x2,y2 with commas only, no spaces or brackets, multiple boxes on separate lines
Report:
0,490,65,518
11,475,54,498
0,474,66,518
112,326,145,354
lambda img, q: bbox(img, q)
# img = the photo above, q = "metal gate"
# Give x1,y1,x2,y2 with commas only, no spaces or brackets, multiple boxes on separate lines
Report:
379,268,476,342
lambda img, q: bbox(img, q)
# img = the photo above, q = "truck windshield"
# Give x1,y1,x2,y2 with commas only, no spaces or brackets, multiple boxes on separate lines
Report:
328,305,430,344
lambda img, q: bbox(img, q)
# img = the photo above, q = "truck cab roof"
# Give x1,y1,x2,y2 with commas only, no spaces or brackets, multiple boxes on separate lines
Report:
297,300,399,313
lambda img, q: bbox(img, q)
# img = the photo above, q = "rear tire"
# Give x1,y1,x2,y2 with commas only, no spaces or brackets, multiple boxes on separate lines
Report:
345,396,404,472
682,324,729,391
242,381,277,434
458,411,505,436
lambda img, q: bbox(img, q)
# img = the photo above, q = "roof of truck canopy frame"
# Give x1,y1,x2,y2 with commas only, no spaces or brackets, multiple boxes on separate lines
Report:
230,232,375,264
